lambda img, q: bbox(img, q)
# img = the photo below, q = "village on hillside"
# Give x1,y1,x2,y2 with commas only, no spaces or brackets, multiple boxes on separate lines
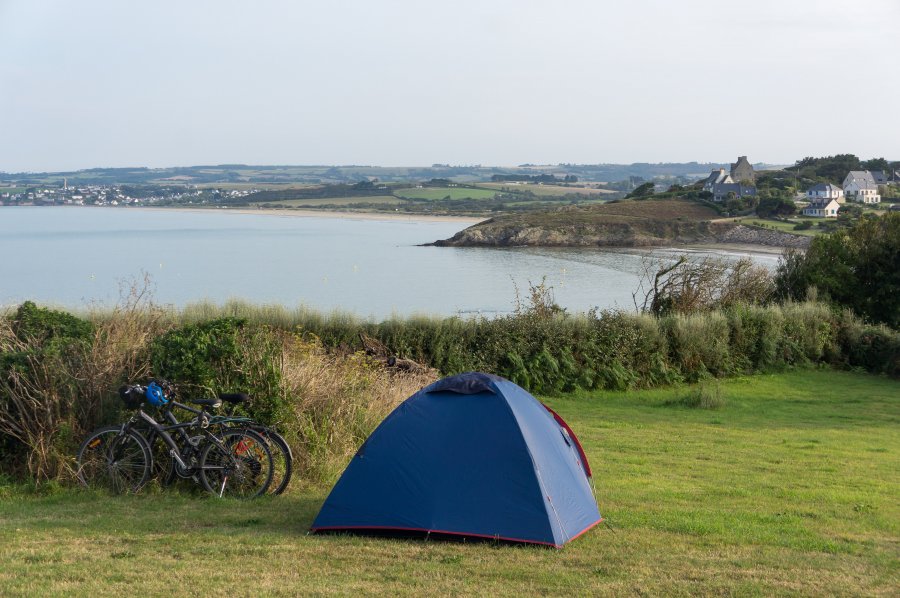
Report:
2,156,898,232
703,156,900,218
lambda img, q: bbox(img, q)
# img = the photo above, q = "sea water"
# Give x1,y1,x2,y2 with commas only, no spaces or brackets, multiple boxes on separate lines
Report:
0,207,779,319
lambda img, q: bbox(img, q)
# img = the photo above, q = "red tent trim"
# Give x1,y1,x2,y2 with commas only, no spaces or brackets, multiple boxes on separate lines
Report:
310,519,603,548
542,404,592,478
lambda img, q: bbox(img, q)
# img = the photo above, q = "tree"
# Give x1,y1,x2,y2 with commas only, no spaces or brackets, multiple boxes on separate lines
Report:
835,203,864,229
862,157,889,171
757,194,796,217
633,255,773,315
774,213,900,327
792,154,862,184
626,182,656,199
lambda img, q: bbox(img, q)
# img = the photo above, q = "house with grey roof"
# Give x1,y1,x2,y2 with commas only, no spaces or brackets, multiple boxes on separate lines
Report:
702,168,732,192
843,171,881,204
701,166,757,203
711,183,757,203
844,170,876,187
870,170,889,185
806,183,844,203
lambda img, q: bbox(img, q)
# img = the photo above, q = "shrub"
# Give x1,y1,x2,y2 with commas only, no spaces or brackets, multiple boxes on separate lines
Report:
149,318,285,425
662,312,733,381
0,303,94,481
834,310,900,376
778,302,837,364
666,381,726,409
279,335,437,483
725,303,784,372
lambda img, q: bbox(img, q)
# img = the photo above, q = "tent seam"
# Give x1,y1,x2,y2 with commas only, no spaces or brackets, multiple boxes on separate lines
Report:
494,385,567,546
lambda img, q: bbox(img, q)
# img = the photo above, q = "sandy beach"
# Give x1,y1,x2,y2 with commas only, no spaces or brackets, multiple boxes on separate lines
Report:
678,242,789,256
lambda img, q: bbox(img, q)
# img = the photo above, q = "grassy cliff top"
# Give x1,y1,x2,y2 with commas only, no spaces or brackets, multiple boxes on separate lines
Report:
477,198,720,227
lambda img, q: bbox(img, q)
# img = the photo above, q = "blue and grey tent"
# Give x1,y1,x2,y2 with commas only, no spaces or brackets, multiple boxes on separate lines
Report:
310,372,601,547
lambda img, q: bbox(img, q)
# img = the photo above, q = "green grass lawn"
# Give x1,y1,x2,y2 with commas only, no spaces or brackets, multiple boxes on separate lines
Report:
739,218,826,237
477,182,616,197
1,370,897,596
394,187,498,200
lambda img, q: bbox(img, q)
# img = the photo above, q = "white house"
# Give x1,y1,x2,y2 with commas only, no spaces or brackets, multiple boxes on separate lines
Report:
845,180,880,204
806,183,844,203
844,170,875,187
843,171,882,204
702,168,732,193
803,198,841,218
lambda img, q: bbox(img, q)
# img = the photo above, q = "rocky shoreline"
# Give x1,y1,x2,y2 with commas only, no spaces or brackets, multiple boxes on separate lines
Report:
430,222,810,250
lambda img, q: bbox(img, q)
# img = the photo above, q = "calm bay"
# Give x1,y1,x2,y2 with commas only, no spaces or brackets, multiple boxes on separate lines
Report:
0,207,779,319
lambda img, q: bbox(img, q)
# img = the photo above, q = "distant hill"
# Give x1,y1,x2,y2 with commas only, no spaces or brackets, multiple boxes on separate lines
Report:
0,162,764,186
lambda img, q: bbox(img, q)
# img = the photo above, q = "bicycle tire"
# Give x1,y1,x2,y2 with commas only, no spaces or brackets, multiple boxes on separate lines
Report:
198,429,273,499
142,429,181,486
254,427,293,495
76,425,152,493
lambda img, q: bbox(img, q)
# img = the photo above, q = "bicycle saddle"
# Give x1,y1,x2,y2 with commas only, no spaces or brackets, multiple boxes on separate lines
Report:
218,393,250,404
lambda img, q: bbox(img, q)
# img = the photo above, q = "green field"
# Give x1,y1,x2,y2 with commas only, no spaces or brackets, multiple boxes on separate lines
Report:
394,187,498,200
738,218,826,237
265,196,403,207
477,182,616,197
1,370,897,596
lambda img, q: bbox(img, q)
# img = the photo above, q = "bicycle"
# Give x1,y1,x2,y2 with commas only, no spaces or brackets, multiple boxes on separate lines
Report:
144,387,293,495
77,382,274,498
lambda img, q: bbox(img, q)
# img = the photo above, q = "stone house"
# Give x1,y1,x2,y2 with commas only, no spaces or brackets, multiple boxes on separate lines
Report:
730,156,755,183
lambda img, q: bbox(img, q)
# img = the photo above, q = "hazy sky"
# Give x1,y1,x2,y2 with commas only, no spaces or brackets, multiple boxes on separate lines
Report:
1,0,898,171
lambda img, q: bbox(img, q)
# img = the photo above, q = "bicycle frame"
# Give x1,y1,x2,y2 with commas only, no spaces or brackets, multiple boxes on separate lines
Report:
126,406,231,473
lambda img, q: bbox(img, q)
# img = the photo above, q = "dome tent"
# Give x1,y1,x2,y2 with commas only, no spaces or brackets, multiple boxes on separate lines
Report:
310,372,601,547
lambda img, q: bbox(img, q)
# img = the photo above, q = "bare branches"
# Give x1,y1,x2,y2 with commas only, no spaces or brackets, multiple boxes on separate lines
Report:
633,253,774,315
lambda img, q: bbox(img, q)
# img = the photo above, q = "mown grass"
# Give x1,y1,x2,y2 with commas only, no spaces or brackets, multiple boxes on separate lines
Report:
738,218,826,237
1,370,897,596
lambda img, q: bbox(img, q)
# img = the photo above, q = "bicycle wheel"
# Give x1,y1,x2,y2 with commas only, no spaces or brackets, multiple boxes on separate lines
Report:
135,428,171,485
199,429,273,499
76,425,152,493
254,427,293,495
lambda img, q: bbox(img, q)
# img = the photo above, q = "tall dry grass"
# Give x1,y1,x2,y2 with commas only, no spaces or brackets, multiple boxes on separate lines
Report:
279,335,437,484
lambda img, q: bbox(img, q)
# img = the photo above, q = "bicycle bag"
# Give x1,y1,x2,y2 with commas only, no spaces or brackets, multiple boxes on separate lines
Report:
118,385,144,409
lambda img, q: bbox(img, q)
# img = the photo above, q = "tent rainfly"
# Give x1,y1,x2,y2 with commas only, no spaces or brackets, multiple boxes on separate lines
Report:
311,372,601,547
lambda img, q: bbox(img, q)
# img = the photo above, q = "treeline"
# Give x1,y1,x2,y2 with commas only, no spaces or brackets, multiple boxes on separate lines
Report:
240,181,405,204
491,174,578,183
791,155,897,185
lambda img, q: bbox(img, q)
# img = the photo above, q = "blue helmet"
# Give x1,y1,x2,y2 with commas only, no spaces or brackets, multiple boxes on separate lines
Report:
145,381,168,407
